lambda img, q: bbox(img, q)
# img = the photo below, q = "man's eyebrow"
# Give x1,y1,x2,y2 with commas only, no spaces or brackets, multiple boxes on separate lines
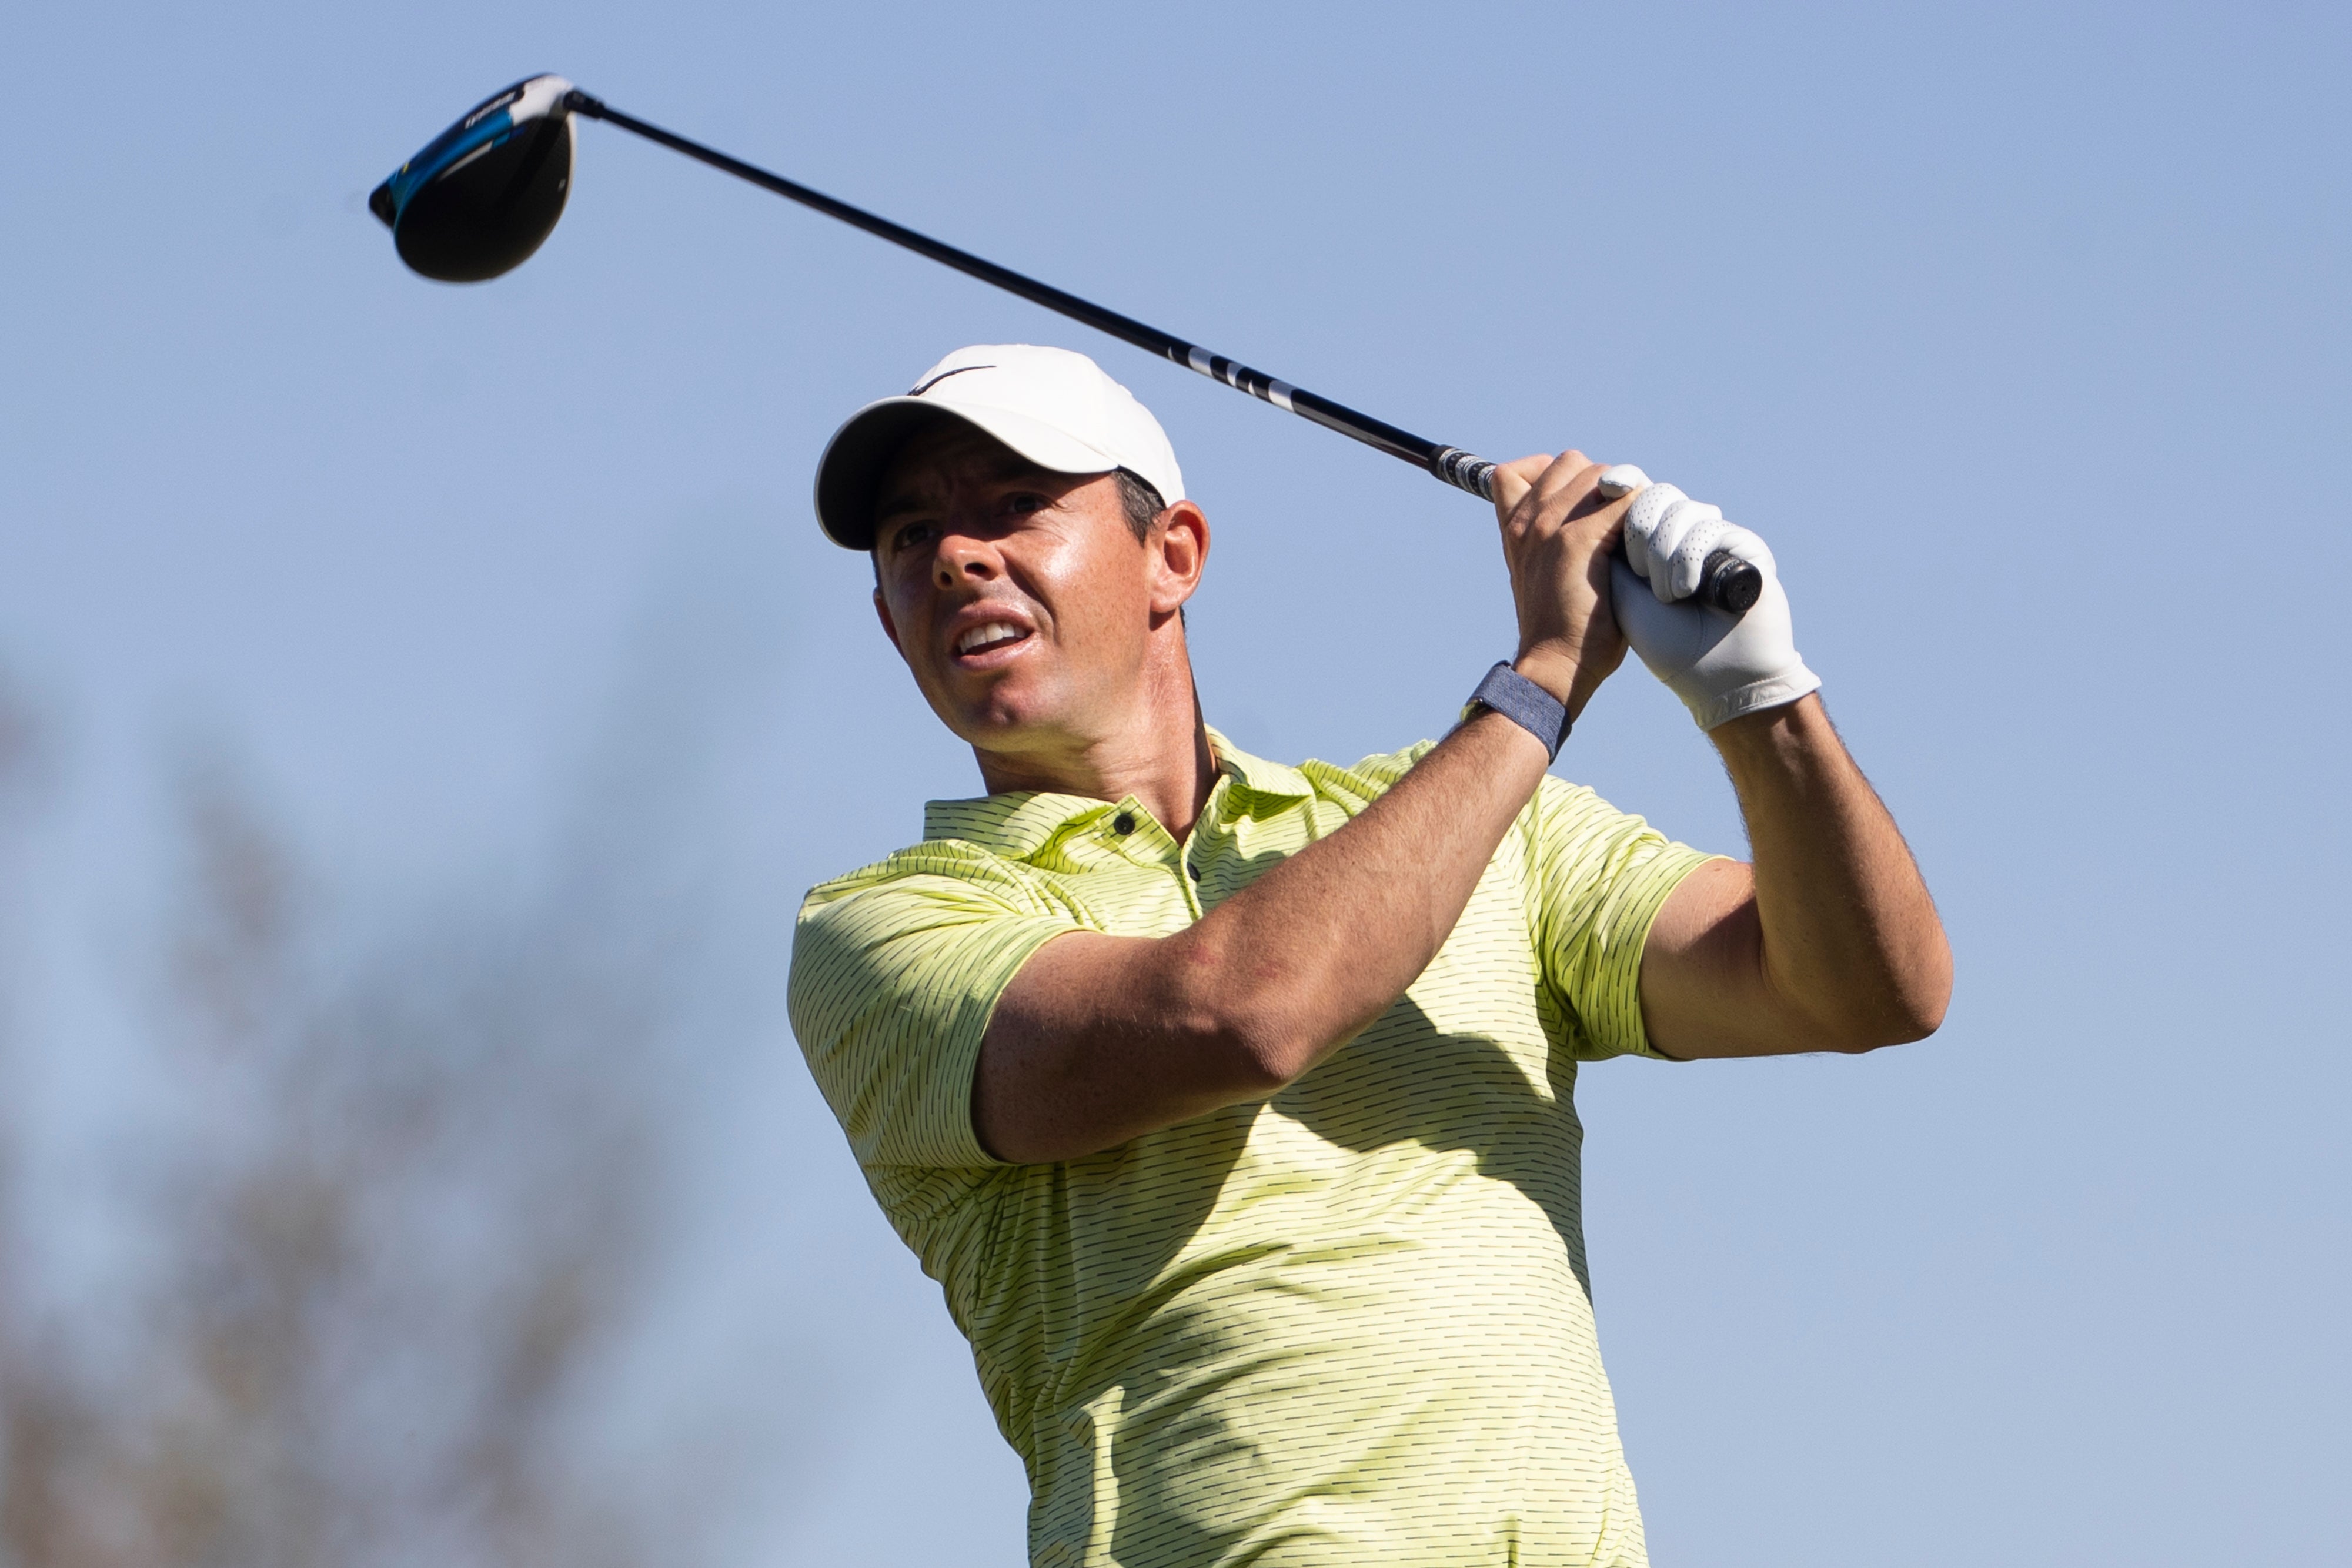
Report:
873,457,1064,528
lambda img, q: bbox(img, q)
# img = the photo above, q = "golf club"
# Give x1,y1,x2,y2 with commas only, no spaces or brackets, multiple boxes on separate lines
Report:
371,75,1763,616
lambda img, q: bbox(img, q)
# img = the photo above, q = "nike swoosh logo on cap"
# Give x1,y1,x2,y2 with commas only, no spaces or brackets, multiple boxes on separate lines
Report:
907,365,994,397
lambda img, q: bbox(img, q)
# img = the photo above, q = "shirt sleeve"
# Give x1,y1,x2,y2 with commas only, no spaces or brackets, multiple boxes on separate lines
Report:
789,860,1080,1171
1522,775,1718,1061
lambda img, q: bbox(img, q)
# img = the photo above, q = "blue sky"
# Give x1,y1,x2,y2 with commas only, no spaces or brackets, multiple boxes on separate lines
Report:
4,2,2347,1562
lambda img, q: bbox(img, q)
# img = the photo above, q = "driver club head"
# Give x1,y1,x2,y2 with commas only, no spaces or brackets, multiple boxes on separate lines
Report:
370,75,576,282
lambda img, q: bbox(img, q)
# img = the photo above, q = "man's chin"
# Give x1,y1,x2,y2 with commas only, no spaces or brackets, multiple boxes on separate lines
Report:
951,713,1068,757
930,681,1065,753
950,702,1123,773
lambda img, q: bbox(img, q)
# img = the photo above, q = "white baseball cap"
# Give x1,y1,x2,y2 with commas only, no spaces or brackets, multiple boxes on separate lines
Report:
812,343,1186,549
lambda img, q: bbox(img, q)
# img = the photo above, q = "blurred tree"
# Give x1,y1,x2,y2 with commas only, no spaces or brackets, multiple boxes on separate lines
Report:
0,674,694,1568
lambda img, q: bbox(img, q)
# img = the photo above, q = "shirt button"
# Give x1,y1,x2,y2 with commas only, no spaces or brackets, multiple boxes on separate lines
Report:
1187,861,1202,881
1112,813,1136,835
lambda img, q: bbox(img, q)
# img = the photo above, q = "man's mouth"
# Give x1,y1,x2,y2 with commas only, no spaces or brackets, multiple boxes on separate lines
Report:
953,620,1034,658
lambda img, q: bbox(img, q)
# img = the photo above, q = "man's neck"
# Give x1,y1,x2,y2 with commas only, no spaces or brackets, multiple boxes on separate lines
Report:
972,669,1218,841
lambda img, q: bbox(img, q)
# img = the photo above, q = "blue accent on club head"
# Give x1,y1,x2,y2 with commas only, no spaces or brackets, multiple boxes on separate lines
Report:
381,107,522,226
371,76,574,235
391,113,517,220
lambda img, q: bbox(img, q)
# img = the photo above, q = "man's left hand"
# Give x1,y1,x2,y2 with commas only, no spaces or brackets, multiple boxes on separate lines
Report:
1598,465,1822,732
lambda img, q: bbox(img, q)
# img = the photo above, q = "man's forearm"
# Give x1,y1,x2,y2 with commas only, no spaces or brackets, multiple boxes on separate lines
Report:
977,710,1550,1161
1709,694,1950,1050
1171,708,1550,1081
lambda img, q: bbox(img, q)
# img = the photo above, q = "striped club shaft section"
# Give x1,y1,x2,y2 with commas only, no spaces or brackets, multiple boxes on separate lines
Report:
1165,343,1498,494
1176,345,1298,412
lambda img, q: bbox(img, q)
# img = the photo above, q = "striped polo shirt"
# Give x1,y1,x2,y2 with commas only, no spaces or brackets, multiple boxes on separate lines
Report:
788,730,1712,1567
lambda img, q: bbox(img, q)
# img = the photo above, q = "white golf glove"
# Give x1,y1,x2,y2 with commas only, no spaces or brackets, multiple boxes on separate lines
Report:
1598,464,1821,732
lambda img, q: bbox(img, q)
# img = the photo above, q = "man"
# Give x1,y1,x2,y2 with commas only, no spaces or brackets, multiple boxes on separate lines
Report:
789,343,1949,1566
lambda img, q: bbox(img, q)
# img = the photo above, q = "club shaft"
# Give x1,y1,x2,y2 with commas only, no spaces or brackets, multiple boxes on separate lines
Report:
560,90,1762,618
565,92,1496,498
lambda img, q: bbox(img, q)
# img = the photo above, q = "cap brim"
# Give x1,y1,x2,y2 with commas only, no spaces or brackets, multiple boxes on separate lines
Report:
813,396,1125,550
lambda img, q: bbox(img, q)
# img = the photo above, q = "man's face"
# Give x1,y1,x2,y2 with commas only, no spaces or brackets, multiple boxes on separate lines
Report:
870,423,1198,757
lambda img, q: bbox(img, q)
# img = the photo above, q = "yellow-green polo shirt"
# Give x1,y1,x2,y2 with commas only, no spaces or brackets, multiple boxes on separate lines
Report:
788,730,1712,1568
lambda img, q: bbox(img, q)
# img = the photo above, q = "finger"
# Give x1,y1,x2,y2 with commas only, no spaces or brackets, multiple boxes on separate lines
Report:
1490,454,1553,523
1707,522,1778,577
1645,497,1718,601
1526,449,1603,524
1595,463,1651,500
1663,502,1730,601
1623,482,1687,580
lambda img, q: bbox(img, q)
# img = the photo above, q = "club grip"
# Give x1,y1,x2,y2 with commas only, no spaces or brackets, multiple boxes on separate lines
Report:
1442,453,1762,617
1698,550,1763,615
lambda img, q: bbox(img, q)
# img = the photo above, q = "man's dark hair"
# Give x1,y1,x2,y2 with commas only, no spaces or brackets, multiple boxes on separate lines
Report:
1117,470,1183,629
1114,469,1167,543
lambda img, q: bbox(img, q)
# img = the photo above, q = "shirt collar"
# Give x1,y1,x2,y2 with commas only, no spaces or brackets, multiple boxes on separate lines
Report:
921,726,1312,858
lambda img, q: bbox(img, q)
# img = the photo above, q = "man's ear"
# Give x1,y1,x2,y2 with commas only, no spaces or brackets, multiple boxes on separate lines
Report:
1147,500,1210,618
873,587,908,660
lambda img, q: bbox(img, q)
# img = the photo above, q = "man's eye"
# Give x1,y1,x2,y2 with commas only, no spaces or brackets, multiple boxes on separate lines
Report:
1005,493,1047,516
892,521,936,552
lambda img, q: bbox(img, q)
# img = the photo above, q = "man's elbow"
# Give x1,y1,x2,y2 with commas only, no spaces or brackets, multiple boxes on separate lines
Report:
1167,934,1322,1095
1895,968,1954,1044
1202,1010,1316,1096
1824,1006,1943,1055
1820,956,1953,1054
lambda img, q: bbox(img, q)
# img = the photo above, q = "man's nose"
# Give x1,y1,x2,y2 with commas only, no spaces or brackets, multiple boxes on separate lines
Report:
933,519,1001,587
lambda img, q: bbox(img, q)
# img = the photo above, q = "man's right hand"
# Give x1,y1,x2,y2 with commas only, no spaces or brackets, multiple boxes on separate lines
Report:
1489,450,1636,720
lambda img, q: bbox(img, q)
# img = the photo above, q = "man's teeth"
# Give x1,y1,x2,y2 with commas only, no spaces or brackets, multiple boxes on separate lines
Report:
956,623,1027,654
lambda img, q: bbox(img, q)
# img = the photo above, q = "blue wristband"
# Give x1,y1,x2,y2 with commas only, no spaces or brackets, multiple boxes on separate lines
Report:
1464,661,1572,761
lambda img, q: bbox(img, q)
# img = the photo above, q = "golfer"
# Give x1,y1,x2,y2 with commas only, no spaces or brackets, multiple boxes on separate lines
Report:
788,344,1950,1566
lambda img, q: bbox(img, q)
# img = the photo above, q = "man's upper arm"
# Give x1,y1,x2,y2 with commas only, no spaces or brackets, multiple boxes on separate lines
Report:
788,864,1077,1171
1525,775,1717,1061
1633,857,1790,1059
